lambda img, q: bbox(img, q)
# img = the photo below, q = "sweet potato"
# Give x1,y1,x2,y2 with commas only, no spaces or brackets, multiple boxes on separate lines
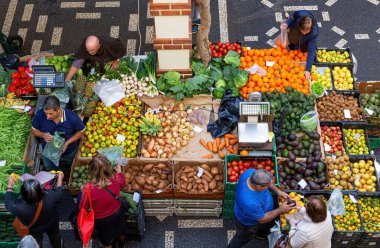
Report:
187,183,193,191
180,175,188,182
202,179,209,191
189,189,198,194
156,162,167,169
152,180,159,187
135,176,146,186
211,167,219,176
186,171,197,178
209,179,217,190
202,169,213,179
200,164,211,172
160,173,168,180
157,181,166,189
143,164,154,172
132,183,140,191
201,174,212,182
144,184,154,191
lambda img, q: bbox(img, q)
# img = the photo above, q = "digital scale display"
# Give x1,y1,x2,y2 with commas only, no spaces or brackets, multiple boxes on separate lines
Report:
32,65,65,88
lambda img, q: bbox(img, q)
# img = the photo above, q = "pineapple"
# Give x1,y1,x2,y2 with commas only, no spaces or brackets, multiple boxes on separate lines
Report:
74,93,88,114
82,95,99,117
74,75,87,93
84,81,95,98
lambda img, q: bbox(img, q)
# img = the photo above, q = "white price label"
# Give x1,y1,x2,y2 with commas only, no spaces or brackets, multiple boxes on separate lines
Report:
193,126,203,133
197,167,204,177
349,195,358,204
353,134,361,140
334,169,338,175
344,109,352,119
24,106,31,112
324,143,331,152
0,160,6,167
155,189,163,194
10,105,25,110
266,61,275,67
365,108,374,116
133,192,140,203
116,134,126,142
355,174,362,183
298,179,308,189
332,155,336,161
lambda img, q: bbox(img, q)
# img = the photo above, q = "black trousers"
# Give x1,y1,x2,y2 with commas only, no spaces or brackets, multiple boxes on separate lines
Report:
31,221,62,248
228,217,275,248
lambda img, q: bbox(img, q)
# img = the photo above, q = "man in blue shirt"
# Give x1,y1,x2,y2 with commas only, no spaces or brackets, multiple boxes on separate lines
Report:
228,169,295,248
32,96,85,171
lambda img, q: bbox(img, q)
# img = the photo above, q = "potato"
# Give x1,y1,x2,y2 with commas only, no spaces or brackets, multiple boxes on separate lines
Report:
158,181,166,189
132,165,140,171
186,171,196,178
143,163,154,172
143,184,154,191
145,177,153,185
132,183,140,191
209,179,217,190
201,174,212,182
215,175,220,181
156,162,167,169
160,173,168,180
189,189,198,194
211,167,219,176
152,179,159,187
135,176,146,186
200,163,211,172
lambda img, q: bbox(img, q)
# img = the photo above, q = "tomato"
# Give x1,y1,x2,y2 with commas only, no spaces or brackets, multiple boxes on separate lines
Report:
227,168,232,176
257,164,264,169
232,165,239,172
265,160,273,167
243,161,251,168
252,160,258,167
217,42,222,46
238,165,244,170
238,161,243,167
229,175,237,182
237,49,242,54
231,161,238,167
227,162,231,167
264,165,272,171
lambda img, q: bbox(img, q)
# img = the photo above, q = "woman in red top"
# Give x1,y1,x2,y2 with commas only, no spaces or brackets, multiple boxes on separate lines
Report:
79,155,127,248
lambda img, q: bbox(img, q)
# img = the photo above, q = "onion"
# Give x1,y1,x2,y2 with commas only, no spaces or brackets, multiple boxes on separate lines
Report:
162,106,168,111
166,138,173,145
157,139,166,146
143,152,150,158
176,143,182,149
176,137,182,143
154,144,160,151
172,141,177,146
181,140,188,146
162,122,168,128
161,153,167,158
165,132,172,139
163,126,171,133
147,139,155,152
167,153,174,158
172,132,179,138
179,111,187,118
184,122,190,127
149,151,158,158
158,132,164,138
178,103,185,110
164,112,170,117
170,146,177,153
186,109,193,114
189,131,195,138
158,149,163,155
183,135,190,140
182,129,189,135
141,149,148,154
187,125,193,131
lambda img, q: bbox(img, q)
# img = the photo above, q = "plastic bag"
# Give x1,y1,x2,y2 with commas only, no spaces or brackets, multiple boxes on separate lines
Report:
273,22,289,49
186,109,206,125
97,146,124,166
268,221,282,248
245,65,267,76
0,54,19,70
51,87,70,104
42,132,65,166
207,89,243,138
94,79,125,107
327,188,346,216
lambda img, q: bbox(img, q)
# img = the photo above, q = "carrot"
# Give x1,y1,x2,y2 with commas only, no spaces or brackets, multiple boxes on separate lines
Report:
202,154,213,159
225,137,230,147
218,142,226,150
226,150,231,155
207,142,213,152
199,139,209,150
227,146,238,154
224,133,237,139
215,138,221,149
229,139,238,146
218,150,225,159
212,140,218,153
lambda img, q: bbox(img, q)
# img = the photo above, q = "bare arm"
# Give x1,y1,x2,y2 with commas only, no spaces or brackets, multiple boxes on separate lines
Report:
31,128,53,142
257,208,283,224
65,66,78,81
63,131,83,152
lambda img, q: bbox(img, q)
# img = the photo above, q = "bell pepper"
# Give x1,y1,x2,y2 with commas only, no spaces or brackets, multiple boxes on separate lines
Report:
11,72,20,80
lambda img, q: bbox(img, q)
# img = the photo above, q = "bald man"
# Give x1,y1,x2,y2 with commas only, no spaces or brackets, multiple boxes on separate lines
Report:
65,35,126,81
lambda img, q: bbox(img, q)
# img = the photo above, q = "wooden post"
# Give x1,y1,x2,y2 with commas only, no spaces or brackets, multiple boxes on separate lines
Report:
150,0,193,79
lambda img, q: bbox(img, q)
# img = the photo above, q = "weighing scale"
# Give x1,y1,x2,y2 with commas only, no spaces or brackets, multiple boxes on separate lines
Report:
238,92,274,156
32,65,65,88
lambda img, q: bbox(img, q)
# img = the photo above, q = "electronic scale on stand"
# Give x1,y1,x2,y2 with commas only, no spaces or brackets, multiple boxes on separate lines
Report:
238,92,274,156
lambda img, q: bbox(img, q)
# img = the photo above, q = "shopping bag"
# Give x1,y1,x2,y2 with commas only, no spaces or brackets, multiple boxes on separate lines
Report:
93,79,125,107
273,23,289,49
97,146,124,166
327,188,345,216
42,131,65,166
268,221,282,248
77,184,94,247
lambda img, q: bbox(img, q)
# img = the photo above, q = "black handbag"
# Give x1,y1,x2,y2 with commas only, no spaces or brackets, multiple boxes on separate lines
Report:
104,187,130,211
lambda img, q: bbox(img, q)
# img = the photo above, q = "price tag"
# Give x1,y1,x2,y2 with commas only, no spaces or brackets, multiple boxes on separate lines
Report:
365,108,374,116
0,160,6,167
266,61,275,67
197,167,204,177
332,155,336,161
132,192,140,203
90,68,95,75
355,174,362,183
116,134,126,142
193,126,203,133
155,189,163,194
10,105,25,110
298,179,307,189
24,106,31,112
353,134,361,140
324,143,331,152
334,169,338,175
349,195,358,204
344,109,352,119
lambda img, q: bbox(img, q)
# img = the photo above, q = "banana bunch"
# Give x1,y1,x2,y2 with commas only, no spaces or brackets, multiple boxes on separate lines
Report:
139,112,162,136
0,93,30,110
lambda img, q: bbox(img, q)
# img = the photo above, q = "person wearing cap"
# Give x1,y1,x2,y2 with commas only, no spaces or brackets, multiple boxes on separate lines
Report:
228,169,295,248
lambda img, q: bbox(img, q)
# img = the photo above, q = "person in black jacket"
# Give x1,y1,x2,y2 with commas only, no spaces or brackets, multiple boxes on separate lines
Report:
5,174,64,248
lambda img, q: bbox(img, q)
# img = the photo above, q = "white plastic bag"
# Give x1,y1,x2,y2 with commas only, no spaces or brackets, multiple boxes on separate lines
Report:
273,21,289,49
94,79,125,107
245,65,267,76
327,188,346,216
268,221,282,248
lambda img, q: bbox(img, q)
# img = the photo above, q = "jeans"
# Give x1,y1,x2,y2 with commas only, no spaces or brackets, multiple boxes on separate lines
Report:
228,217,275,248
43,148,76,171
31,221,62,248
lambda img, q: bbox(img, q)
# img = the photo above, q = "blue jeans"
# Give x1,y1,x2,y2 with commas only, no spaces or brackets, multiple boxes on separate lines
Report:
43,148,76,171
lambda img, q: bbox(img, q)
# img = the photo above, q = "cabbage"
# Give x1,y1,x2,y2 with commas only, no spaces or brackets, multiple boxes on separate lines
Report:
223,50,240,67
215,79,227,88
232,68,249,88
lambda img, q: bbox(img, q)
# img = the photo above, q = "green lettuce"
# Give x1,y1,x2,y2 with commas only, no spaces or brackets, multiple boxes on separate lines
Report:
223,50,241,67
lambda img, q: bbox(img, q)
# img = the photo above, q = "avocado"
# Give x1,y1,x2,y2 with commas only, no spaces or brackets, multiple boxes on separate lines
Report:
309,181,321,190
288,141,300,147
308,131,321,140
308,144,315,154
304,169,314,177
277,144,286,150
276,136,283,144
299,150,308,157
317,162,325,173
287,134,297,142
279,172,287,179
293,150,300,156
288,152,296,162
285,167,291,175
306,155,314,164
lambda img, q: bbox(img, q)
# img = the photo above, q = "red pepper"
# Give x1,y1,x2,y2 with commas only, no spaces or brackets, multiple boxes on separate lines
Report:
8,85,16,93
18,67,25,72
12,72,20,80
26,67,33,74
24,84,35,93
11,80,21,87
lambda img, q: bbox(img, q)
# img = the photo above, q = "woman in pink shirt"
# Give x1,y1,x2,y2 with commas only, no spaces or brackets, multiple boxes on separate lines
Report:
79,155,126,248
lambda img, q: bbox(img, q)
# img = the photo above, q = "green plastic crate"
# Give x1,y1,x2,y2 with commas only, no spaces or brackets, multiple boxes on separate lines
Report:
222,199,235,219
369,138,380,149
0,163,29,204
224,190,236,202
0,212,21,247
224,154,279,192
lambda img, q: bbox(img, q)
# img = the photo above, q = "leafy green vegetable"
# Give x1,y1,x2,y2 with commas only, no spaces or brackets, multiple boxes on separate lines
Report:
213,87,225,99
215,79,226,88
223,50,241,67
231,68,249,88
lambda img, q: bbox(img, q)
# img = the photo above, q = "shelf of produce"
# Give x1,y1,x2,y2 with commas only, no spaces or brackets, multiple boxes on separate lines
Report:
173,161,224,200
123,160,174,199
0,212,20,248
314,48,354,67
224,154,279,193
342,122,371,157
357,195,380,246
320,121,346,156
68,159,89,196
356,81,380,126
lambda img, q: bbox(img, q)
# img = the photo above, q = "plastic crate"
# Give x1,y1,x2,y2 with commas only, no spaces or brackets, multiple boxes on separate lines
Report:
222,199,235,219
357,195,380,245
369,138,380,149
320,121,345,156
124,193,145,241
0,212,20,247
314,48,354,66
342,122,371,157
350,157,380,192
356,81,380,126
224,154,279,192
329,65,358,93
332,237,359,248
143,199,173,209
174,207,222,217
224,190,236,202
173,199,222,209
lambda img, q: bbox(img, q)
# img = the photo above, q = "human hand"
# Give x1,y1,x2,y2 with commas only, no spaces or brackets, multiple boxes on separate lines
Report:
44,133,53,142
110,60,120,70
115,163,122,173
280,23,288,30
62,142,69,153
278,191,290,201
57,172,64,181
7,176,15,188
304,71,311,82
280,202,296,214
